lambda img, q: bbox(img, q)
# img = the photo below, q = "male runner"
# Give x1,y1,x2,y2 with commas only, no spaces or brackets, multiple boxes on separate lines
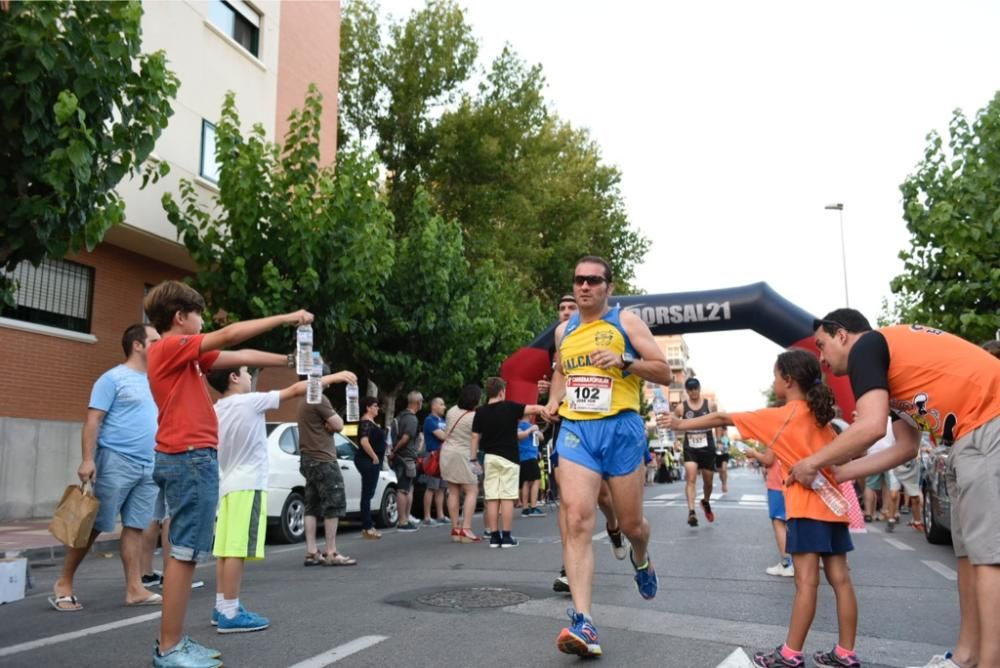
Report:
539,294,628,595
543,256,672,657
675,377,717,526
788,309,1000,668
715,427,731,494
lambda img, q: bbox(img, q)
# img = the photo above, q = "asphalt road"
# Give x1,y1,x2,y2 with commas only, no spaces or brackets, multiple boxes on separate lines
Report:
0,468,960,668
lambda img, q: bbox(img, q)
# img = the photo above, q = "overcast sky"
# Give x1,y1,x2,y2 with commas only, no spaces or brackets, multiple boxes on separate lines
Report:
384,0,1000,409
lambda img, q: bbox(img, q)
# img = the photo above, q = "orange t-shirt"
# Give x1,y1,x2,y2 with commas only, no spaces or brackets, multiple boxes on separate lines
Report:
764,459,784,492
732,400,844,523
147,333,221,454
880,326,1000,442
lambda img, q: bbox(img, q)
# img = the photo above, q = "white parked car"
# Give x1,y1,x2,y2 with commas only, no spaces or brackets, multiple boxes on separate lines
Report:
265,422,399,543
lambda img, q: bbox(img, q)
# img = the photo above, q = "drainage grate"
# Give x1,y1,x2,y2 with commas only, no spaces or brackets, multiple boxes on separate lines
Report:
416,587,531,610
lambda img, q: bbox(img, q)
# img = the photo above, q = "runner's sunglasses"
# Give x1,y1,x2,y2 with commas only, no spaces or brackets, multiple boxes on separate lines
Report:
573,275,608,286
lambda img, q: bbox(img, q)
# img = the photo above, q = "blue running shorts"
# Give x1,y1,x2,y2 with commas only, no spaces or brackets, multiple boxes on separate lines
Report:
556,411,645,478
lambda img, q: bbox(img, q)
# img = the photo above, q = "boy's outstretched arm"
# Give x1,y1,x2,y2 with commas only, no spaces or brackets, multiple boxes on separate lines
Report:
215,350,288,369
278,371,358,403
659,411,734,432
200,310,313,354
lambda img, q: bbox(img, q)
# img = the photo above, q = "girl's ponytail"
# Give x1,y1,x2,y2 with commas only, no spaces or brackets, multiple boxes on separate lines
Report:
775,350,835,426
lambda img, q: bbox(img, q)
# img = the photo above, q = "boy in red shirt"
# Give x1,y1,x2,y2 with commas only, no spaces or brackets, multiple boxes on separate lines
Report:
144,280,313,668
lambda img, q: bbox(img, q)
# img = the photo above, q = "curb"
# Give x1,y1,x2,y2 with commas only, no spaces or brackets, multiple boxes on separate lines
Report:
2,537,122,563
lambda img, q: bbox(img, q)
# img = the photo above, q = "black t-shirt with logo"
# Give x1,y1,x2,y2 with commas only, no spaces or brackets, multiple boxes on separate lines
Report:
472,400,526,464
683,400,715,452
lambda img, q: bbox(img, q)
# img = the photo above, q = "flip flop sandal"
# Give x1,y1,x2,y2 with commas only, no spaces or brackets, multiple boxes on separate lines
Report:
323,553,357,566
48,594,82,612
303,552,325,566
126,593,163,606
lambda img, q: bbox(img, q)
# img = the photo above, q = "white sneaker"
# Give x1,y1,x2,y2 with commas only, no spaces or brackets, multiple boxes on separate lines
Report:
907,654,963,668
765,562,795,577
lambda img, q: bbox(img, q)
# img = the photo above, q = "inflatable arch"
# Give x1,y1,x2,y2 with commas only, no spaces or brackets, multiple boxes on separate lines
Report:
500,282,855,417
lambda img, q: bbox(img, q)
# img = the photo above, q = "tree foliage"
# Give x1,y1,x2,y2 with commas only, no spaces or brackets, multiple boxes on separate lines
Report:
892,92,1000,342
338,0,649,304
0,0,178,302
163,87,395,362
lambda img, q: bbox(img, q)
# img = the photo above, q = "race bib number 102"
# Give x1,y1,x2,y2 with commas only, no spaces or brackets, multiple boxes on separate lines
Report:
567,376,613,413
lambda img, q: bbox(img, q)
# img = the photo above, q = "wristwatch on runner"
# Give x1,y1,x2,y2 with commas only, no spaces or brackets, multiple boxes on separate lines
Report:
621,352,636,370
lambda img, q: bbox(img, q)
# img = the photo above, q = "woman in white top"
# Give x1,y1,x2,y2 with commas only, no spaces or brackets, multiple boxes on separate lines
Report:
439,384,482,543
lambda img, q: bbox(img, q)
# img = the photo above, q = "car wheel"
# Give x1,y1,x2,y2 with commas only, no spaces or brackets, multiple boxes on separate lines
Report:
273,491,306,544
923,486,951,545
376,486,398,529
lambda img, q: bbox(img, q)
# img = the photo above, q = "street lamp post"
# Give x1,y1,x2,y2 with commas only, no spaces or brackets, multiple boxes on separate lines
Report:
825,203,849,306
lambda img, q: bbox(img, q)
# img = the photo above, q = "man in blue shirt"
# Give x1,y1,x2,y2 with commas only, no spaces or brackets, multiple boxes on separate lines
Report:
50,324,163,611
420,397,448,525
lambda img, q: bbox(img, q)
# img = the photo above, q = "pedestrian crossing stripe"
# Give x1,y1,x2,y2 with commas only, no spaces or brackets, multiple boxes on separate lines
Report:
716,647,756,668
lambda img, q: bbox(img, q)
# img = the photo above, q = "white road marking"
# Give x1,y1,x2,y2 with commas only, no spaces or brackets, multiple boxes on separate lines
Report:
884,537,915,551
286,635,388,667
740,494,767,502
0,611,161,658
717,647,757,668
866,525,882,534
506,599,945,667
653,493,681,500
921,560,958,581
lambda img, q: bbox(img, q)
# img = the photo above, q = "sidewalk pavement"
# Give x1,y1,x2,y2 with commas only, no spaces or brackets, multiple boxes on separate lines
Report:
0,519,122,562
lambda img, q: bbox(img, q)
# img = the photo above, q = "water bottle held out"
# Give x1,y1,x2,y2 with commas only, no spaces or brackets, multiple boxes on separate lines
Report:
306,352,323,405
652,384,670,446
345,383,359,422
811,474,849,516
296,324,313,376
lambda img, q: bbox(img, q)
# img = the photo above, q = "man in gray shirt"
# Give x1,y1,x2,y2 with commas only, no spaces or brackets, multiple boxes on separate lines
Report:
388,391,422,532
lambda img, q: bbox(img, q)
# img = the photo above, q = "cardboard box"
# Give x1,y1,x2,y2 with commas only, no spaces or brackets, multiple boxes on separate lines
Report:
0,558,27,604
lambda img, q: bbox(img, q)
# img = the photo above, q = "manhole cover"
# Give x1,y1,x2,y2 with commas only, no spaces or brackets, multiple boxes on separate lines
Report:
416,587,531,609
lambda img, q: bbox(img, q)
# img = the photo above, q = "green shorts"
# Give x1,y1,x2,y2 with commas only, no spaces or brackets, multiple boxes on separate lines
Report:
213,490,267,560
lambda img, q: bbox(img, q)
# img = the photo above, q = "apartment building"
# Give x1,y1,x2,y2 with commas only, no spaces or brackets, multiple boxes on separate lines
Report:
0,0,341,519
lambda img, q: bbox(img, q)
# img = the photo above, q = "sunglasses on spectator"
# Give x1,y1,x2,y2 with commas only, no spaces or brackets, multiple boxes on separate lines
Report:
573,275,608,286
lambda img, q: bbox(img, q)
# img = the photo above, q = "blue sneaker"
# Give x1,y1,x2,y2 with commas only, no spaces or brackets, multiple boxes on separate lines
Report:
630,546,658,600
153,636,222,667
217,607,270,634
556,608,602,657
210,608,219,627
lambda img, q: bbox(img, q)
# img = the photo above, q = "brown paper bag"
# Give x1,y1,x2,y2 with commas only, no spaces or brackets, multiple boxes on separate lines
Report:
48,484,100,548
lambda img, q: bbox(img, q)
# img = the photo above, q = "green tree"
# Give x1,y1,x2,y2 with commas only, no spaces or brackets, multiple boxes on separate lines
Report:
358,188,544,418
431,48,649,300
0,0,178,303
162,87,395,365
338,0,477,232
892,92,1000,342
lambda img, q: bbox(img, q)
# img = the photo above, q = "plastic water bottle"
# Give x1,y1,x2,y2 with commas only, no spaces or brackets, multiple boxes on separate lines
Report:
296,324,313,375
652,385,670,446
811,475,849,516
345,383,359,422
306,352,323,405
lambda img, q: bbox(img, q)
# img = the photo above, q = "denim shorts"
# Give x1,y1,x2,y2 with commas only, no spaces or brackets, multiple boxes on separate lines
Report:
153,448,219,562
92,447,158,534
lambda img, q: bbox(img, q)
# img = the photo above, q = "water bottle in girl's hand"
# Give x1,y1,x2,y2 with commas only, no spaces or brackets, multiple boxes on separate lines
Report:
811,475,849,516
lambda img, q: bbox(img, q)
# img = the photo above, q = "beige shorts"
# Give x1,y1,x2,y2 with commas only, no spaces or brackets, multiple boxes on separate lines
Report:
946,415,1000,564
483,454,520,500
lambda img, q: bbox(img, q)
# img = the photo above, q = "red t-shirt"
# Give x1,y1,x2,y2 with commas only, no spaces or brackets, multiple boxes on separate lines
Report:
732,400,844,523
147,333,221,453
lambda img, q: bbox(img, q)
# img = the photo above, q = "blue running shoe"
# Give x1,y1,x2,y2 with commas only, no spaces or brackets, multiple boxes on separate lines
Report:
210,608,219,627
217,607,270,634
556,608,602,657
630,546,658,600
153,636,222,667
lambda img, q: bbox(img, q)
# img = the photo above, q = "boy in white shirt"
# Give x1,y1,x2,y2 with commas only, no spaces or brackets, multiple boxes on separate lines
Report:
205,365,355,633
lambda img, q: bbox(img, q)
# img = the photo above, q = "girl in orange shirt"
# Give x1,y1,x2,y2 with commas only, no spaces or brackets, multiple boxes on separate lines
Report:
662,350,859,668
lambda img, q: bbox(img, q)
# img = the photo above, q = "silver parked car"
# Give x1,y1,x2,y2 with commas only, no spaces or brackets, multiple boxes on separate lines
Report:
265,422,399,543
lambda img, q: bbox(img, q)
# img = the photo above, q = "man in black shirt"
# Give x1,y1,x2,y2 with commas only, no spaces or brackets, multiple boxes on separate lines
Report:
473,377,547,548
